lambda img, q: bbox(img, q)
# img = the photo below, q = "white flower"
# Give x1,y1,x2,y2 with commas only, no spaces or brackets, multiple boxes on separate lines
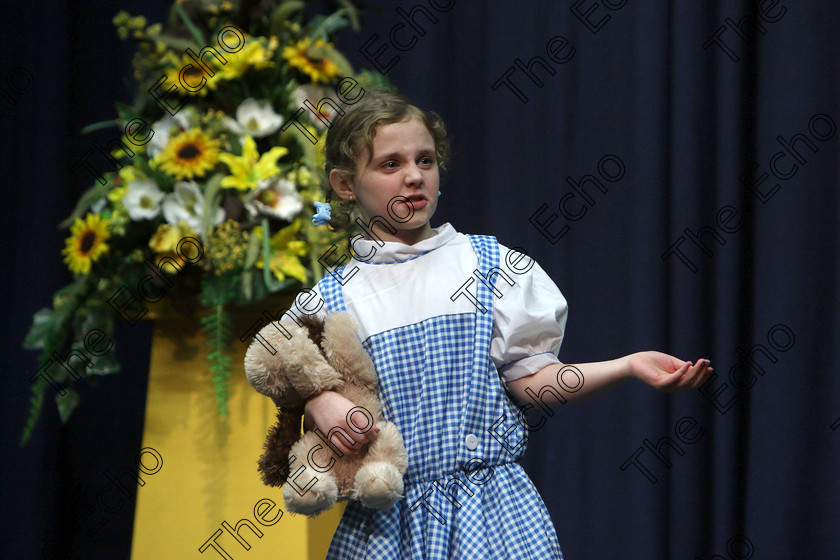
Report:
223,98,284,138
293,85,337,130
123,179,164,220
162,181,224,231
147,107,195,158
245,176,303,221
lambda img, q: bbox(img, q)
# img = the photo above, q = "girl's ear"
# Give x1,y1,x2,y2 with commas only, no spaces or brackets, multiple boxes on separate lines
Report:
329,169,355,201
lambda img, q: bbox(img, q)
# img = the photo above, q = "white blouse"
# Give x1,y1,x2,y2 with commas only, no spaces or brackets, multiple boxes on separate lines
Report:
281,222,568,384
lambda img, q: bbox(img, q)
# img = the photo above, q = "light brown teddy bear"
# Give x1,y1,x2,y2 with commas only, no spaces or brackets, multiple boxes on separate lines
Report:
244,311,408,516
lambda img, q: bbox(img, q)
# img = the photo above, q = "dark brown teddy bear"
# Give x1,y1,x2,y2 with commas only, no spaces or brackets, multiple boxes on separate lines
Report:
244,311,408,516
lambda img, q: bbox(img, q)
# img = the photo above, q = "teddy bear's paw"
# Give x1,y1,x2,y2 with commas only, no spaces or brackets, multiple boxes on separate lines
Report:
283,474,338,516
354,461,405,511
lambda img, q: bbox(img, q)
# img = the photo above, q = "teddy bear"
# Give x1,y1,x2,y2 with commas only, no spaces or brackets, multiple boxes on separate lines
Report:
243,310,408,517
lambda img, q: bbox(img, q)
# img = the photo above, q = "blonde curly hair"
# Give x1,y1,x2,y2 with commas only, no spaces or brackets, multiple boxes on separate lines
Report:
322,89,450,231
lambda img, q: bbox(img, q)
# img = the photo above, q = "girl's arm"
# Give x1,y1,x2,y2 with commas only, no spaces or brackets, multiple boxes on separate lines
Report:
506,351,713,410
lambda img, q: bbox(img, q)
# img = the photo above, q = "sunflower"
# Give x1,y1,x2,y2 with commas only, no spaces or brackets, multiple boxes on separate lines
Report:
62,213,111,275
282,38,343,84
155,128,220,180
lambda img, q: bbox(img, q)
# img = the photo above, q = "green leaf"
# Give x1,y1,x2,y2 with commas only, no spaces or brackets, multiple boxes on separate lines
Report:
59,182,113,228
114,102,141,127
133,152,173,189
20,378,46,446
56,388,80,424
200,173,224,243
270,1,306,36
153,34,200,53
174,3,206,47
259,218,294,293
199,272,238,418
266,277,298,294
54,281,88,301
21,277,96,445
23,309,57,350
80,304,114,337
355,69,397,92
88,353,121,376
243,226,263,270
199,298,233,418
240,269,253,302
307,11,350,40
249,270,268,301
324,48,354,78
335,0,361,31
80,119,120,135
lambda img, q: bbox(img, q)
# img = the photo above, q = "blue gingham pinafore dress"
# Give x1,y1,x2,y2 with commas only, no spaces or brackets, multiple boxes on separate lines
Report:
319,234,564,559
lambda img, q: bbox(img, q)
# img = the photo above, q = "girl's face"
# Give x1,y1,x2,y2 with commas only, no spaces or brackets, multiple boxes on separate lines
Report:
331,116,440,245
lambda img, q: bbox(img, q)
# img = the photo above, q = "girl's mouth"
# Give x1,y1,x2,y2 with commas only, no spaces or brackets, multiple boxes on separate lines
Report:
405,194,426,210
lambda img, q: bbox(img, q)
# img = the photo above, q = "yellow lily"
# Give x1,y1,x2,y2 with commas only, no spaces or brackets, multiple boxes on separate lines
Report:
254,220,309,284
218,135,288,191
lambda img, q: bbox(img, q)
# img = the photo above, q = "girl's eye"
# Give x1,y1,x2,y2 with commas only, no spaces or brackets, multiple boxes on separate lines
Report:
383,161,397,169
419,156,434,166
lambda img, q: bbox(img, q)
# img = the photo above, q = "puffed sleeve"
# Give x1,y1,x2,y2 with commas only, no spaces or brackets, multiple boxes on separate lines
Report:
491,243,568,384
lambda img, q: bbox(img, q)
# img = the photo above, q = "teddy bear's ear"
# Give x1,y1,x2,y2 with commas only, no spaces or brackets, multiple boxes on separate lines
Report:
257,408,301,487
297,313,327,348
244,320,308,397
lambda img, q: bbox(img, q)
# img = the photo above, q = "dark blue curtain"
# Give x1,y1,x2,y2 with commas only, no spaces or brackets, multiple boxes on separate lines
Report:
3,1,838,558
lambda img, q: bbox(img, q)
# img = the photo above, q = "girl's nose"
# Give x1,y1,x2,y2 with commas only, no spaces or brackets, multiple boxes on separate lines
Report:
404,163,422,185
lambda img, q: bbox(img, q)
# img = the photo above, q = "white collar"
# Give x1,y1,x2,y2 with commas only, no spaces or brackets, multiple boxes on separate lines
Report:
350,222,458,264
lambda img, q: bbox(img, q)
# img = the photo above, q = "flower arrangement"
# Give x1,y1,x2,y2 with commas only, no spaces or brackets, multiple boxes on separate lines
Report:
21,0,393,444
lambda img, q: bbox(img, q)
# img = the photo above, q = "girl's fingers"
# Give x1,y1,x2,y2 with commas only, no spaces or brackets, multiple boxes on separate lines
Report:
659,364,688,390
690,370,711,387
683,360,702,378
672,361,692,383
340,424,380,454
652,358,712,392
692,360,713,387
683,359,711,386
363,425,380,443
334,440,355,456
666,360,700,390
320,423,361,455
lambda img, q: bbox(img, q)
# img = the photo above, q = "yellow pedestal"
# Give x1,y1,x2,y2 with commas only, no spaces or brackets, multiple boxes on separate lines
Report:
130,305,344,560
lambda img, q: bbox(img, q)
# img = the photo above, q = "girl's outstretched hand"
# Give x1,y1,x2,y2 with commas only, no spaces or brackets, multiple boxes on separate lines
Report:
303,390,379,456
627,351,713,392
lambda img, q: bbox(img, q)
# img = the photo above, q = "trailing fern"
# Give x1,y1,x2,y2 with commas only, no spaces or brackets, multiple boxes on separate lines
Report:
199,272,239,417
21,2,376,442
20,278,94,445
21,377,48,446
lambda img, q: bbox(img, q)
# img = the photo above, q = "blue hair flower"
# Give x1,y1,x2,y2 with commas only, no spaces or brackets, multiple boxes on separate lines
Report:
312,201,332,225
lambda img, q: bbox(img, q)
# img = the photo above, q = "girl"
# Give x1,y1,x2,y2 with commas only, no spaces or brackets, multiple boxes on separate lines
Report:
282,90,712,559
